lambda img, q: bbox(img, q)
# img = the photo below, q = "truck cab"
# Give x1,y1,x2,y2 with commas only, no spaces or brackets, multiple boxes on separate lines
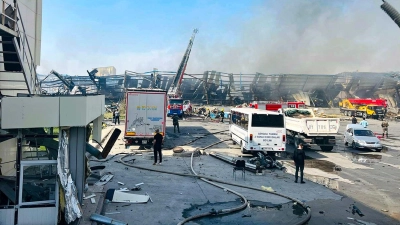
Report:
167,98,184,118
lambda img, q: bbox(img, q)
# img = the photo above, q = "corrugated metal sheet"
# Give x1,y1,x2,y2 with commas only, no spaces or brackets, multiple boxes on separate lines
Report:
18,207,57,225
0,208,15,225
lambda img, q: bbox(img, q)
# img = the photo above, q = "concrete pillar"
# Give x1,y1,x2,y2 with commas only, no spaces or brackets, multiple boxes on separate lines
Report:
68,127,86,203
92,115,103,143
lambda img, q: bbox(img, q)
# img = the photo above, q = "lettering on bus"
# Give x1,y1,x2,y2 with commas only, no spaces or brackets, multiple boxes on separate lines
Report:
136,105,158,110
256,132,280,140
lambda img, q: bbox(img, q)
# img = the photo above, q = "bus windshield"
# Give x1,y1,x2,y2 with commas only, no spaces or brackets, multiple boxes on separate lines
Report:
251,114,284,128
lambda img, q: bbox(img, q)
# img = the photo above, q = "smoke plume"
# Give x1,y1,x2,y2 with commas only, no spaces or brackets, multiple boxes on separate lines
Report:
187,0,400,74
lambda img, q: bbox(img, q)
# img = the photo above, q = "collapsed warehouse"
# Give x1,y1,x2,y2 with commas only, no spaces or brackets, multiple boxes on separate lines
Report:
39,71,400,108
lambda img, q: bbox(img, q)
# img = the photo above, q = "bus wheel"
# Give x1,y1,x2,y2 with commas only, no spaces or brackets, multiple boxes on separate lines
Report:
231,138,236,145
241,146,248,154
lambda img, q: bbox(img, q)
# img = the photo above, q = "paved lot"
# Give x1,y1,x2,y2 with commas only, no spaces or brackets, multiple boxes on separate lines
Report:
82,117,400,225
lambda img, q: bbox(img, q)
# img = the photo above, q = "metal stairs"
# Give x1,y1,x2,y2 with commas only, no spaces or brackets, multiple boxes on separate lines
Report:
0,1,39,96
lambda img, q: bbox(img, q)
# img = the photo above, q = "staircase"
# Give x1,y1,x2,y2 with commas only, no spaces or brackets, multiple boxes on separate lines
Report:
0,1,39,96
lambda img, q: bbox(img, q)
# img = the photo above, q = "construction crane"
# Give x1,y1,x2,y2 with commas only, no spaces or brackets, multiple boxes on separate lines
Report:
166,29,198,118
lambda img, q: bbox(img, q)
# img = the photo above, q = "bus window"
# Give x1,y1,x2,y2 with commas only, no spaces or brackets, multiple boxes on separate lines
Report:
241,114,248,130
251,114,284,128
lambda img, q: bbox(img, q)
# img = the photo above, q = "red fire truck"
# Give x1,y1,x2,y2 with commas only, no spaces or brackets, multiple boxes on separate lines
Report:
250,101,306,111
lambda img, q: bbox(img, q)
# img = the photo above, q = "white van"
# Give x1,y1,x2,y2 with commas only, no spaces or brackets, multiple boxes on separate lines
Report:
230,108,286,154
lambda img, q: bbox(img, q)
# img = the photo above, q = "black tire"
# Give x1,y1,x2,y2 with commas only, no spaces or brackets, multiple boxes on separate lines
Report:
362,112,367,118
231,138,236,145
294,135,300,148
352,141,357,149
320,146,334,151
375,149,382,152
241,143,248,154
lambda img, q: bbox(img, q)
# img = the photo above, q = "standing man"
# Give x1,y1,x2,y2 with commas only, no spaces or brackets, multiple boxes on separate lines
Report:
381,119,389,138
293,143,306,184
360,118,368,128
114,109,120,125
351,115,357,124
220,109,225,123
153,129,163,165
172,114,180,133
112,109,116,124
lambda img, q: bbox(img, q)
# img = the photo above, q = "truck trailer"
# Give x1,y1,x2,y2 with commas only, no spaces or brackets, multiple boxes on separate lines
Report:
124,89,167,146
284,108,339,151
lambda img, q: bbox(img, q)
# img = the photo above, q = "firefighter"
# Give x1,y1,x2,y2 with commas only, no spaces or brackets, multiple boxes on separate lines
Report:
220,109,225,123
172,114,180,133
381,119,389,138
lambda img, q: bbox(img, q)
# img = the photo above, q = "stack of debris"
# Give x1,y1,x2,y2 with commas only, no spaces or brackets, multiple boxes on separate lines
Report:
285,109,312,118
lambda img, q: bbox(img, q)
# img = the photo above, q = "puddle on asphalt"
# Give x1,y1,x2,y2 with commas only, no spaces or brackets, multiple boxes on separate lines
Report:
182,199,307,225
346,153,382,164
285,160,337,173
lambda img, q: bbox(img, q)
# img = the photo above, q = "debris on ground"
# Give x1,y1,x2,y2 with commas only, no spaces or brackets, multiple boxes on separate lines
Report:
90,213,127,225
261,186,275,192
95,173,114,186
105,189,150,203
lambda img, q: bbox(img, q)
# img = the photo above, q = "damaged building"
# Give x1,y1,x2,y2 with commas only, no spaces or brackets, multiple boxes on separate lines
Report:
0,1,106,224
40,70,400,108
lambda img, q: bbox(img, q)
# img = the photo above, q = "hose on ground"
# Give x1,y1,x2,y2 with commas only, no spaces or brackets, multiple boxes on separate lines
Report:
118,153,311,225
177,151,248,225
167,130,229,150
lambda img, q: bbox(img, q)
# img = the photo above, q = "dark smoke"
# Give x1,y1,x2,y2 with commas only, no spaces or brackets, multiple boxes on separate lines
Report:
187,0,400,74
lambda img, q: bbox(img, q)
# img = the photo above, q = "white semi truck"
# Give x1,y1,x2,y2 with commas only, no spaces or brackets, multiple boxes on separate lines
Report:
284,108,339,151
124,89,167,146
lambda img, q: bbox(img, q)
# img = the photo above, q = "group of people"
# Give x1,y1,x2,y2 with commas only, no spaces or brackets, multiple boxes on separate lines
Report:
351,115,389,138
203,109,226,123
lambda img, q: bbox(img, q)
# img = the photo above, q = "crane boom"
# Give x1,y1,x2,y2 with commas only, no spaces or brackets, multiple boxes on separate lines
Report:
167,29,198,98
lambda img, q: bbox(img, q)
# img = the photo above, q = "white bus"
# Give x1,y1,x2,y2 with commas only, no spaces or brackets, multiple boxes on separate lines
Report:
230,108,286,154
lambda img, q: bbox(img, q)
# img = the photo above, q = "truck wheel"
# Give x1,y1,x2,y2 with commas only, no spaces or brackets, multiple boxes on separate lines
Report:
320,146,334,151
362,113,367,118
294,136,300,147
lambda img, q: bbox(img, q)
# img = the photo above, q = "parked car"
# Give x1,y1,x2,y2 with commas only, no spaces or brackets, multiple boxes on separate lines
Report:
344,125,382,151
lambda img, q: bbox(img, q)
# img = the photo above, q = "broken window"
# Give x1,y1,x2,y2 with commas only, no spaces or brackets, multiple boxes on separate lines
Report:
20,161,57,205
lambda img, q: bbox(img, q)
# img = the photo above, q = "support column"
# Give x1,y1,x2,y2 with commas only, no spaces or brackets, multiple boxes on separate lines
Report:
92,115,103,143
68,127,86,203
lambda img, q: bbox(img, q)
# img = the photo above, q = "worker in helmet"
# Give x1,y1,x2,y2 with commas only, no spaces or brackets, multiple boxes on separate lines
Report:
220,109,225,123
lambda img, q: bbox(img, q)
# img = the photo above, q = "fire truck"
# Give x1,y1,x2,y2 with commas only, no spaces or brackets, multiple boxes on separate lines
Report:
339,98,387,119
167,29,198,118
250,101,306,111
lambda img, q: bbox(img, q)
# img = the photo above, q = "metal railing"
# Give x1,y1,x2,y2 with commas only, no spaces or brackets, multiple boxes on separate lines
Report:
0,0,40,94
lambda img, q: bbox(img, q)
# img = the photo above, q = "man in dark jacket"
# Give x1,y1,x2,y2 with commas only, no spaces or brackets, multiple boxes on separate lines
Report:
293,143,306,184
153,129,163,165
172,114,180,133
351,115,357,124
220,110,225,123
